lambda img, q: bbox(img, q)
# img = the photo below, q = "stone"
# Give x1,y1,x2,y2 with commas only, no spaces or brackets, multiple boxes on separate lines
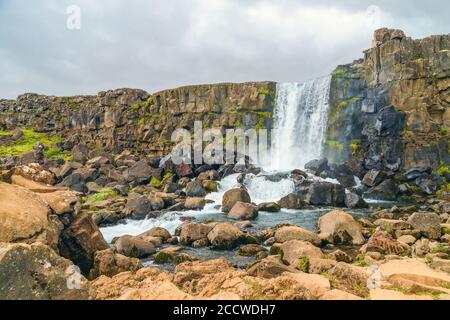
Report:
126,160,161,184
407,212,442,239
58,213,109,275
305,159,329,175
279,240,323,266
362,231,409,256
185,181,207,197
329,249,351,263
138,227,171,242
124,194,153,219
222,188,251,212
37,189,80,215
114,235,156,258
306,182,345,207
246,256,299,278
328,262,368,295
274,225,321,246
207,222,246,250
277,193,305,209
0,242,90,300
175,163,193,178
202,180,218,192
308,258,338,274
227,202,258,220
320,289,363,300
238,244,266,257
184,197,207,210
148,195,165,211
88,249,142,279
72,144,89,164
257,202,281,212
397,235,417,246
362,169,384,187
374,219,411,232
318,209,365,245
365,179,398,201
345,192,369,209
179,223,214,245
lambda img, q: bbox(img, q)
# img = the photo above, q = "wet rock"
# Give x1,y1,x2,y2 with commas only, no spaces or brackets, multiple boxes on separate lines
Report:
274,225,321,246
278,193,305,209
185,181,207,197
207,222,246,250
257,202,281,212
202,180,218,192
345,192,369,209
228,202,258,220
407,212,442,240
184,197,207,210
318,209,365,245
88,248,142,279
222,188,251,212
179,223,214,246
238,244,266,257
138,227,171,242
307,182,345,207
124,194,153,219
305,159,329,175
114,235,156,258
175,163,193,178
0,242,90,300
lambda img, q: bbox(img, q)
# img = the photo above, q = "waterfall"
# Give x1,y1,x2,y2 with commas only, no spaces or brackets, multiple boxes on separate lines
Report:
268,76,332,171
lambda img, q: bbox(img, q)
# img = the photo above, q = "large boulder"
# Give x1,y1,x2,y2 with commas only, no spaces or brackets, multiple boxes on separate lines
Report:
126,160,162,184
345,192,369,209
58,213,109,275
184,197,207,210
362,231,409,256
305,159,329,175
138,227,172,242
185,181,207,197
0,182,52,244
207,222,246,250
88,249,142,279
318,209,365,245
279,240,323,266
257,202,281,212
114,235,156,258
124,194,153,219
274,225,321,246
227,202,258,220
247,255,299,278
13,163,56,185
0,243,90,300
365,179,398,201
306,182,345,207
277,193,305,209
222,188,251,212
179,223,214,245
407,212,442,240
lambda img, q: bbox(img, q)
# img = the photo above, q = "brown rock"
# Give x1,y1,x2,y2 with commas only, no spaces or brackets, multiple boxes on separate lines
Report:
222,188,251,212
179,223,214,245
114,235,156,258
227,202,258,220
89,248,142,279
318,209,365,245
275,225,321,246
207,222,246,250
279,240,323,266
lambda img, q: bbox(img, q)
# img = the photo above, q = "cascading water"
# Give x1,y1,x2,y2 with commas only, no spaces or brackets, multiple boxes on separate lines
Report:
101,76,334,245
268,76,332,171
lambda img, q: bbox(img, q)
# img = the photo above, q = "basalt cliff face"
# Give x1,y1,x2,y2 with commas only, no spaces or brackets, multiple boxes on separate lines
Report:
326,28,450,172
0,82,276,156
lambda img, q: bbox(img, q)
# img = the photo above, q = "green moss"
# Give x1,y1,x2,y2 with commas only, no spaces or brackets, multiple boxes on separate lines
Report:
332,67,355,79
258,88,276,99
86,188,118,203
297,257,310,273
150,172,174,189
44,147,72,162
440,127,449,134
443,227,450,235
137,118,145,126
431,246,450,255
163,140,175,147
343,80,350,98
352,254,368,267
130,103,140,111
0,128,65,157
326,140,344,150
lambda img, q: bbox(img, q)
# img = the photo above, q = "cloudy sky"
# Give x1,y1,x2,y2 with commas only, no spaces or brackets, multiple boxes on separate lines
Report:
0,0,449,99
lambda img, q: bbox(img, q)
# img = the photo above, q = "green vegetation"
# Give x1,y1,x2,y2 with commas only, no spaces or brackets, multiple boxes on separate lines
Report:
258,88,276,99
440,127,449,134
332,67,356,79
434,161,450,195
443,227,450,235
326,140,344,150
343,80,350,98
150,172,174,188
137,118,145,126
0,128,70,161
297,257,310,273
131,103,140,111
352,254,368,267
431,246,450,255
85,188,118,203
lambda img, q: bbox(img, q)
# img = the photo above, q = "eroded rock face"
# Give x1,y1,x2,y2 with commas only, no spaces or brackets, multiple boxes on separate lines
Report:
0,243,90,300
407,212,442,239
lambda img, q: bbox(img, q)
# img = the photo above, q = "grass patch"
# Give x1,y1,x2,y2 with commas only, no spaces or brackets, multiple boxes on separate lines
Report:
0,128,66,158
86,188,118,203
297,257,310,273
150,172,174,188
431,246,450,255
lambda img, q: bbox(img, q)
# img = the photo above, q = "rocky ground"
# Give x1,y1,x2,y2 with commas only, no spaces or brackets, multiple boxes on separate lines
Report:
1,140,450,300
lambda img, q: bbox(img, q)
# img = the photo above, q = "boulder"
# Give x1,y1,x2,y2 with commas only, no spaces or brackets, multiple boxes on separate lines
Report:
279,240,323,266
306,182,345,207
0,243,89,300
179,223,214,245
207,222,246,250
278,193,305,209
88,249,142,279
345,192,369,209
257,202,281,212
72,144,89,164
320,289,363,300
305,159,329,175
37,189,80,215
114,235,156,258
365,179,398,201
374,219,411,232
308,258,338,274
124,194,153,219
148,195,165,211
184,197,207,210
238,244,266,257
274,225,321,246
362,231,409,256
222,188,251,212
58,213,109,275
185,181,207,197
202,180,218,192
318,209,365,245
246,255,299,278
175,163,193,178
407,212,442,239
138,227,171,242
13,163,56,185
227,202,258,220
362,169,384,187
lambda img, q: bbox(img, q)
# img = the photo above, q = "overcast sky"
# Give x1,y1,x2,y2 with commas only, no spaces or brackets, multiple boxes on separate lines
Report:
0,0,449,99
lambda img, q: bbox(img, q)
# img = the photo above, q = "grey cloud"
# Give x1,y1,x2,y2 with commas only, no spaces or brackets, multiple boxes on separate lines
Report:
0,0,449,99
